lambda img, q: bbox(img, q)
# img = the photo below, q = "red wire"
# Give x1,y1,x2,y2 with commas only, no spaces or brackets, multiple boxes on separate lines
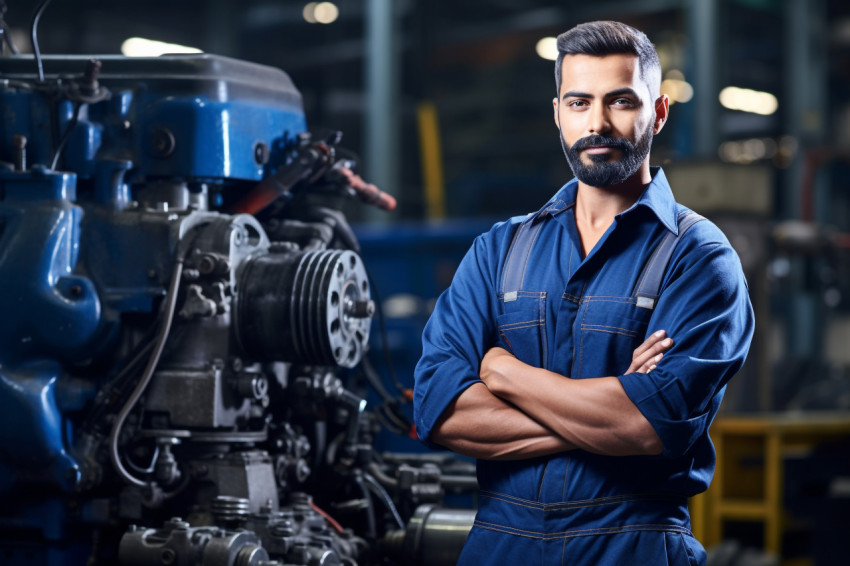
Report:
310,500,345,534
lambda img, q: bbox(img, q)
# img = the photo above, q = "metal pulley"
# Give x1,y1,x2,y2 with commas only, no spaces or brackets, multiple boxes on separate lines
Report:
236,249,373,368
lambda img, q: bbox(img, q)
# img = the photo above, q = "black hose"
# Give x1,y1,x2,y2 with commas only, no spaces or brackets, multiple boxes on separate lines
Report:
366,462,397,489
30,0,52,82
360,356,395,404
363,472,405,530
50,101,81,170
366,267,409,396
353,474,377,539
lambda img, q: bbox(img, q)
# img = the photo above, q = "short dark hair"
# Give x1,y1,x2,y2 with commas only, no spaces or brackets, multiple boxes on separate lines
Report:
555,21,661,99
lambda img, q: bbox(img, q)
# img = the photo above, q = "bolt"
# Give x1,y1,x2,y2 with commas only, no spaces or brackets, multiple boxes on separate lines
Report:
84,58,102,84
254,142,270,165
150,126,176,158
12,134,26,172
198,255,217,275
344,299,375,318
160,548,176,565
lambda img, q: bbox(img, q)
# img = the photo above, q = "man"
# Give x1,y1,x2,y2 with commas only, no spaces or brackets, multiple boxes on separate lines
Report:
413,20,754,565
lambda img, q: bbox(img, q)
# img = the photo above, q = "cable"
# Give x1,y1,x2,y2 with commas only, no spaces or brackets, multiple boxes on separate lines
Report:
366,462,398,489
50,101,81,170
373,405,407,436
363,472,405,530
310,500,345,534
107,240,190,487
30,0,53,82
352,474,377,538
360,355,395,404
123,444,160,475
366,266,409,396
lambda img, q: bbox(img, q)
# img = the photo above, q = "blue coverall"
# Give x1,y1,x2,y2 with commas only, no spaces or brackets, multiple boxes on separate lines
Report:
414,168,755,565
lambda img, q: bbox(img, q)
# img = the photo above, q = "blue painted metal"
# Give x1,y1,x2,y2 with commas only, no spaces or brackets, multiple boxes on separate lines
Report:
0,55,307,182
0,54,309,563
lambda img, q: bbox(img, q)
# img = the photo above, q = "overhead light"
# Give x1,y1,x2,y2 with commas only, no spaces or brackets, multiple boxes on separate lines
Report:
121,37,202,57
719,86,778,116
661,77,693,104
718,137,778,164
535,37,558,61
304,2,339,24
303,2,318,23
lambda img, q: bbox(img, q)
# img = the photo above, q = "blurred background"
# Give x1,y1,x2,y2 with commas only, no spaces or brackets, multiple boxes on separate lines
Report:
5,0,850,563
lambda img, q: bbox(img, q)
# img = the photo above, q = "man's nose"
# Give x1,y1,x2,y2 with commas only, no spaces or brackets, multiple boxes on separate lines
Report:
587,105,612,135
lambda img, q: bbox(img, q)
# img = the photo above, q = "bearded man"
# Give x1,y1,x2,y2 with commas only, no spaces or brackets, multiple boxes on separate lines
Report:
413,20,754,565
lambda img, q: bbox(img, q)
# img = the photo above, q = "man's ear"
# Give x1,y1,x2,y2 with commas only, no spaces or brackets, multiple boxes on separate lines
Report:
553,97,560,128
653,94,670,135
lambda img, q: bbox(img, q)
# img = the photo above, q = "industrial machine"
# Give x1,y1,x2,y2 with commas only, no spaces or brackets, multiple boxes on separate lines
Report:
0,5,475,565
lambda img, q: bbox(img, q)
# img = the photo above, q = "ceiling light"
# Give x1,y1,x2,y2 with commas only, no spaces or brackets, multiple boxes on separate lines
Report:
304,2,339,24
121,37,202,57
535,37,558,61
661,78,693,104
303,2,317,23
719,86,778,116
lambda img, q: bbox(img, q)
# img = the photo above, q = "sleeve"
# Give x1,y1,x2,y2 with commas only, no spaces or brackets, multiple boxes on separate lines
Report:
618,224,755,458
413,229,503,447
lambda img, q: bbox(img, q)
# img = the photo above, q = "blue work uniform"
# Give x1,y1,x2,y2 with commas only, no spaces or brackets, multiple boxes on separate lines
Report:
413,168,755,565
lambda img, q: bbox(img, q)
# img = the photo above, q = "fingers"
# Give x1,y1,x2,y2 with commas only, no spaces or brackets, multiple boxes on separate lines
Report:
635,352,663,373
632,330,667,359
626,331,674,374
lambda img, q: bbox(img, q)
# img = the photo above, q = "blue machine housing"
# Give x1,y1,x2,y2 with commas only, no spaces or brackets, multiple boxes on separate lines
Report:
0,51,476,566
0,54,306,182
0,55,307,497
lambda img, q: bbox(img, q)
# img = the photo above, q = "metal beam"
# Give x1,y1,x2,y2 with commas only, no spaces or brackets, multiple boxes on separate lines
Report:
364,0,399,220
687,0,719,157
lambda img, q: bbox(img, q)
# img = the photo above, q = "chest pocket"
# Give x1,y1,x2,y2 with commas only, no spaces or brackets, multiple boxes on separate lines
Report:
496,291,547,369
575,296,652,378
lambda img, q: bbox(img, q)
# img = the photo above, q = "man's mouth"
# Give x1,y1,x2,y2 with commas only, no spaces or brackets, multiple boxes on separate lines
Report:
583,146,616,155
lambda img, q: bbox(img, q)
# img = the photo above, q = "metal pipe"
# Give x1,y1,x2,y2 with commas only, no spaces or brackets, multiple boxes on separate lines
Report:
364,0,399,221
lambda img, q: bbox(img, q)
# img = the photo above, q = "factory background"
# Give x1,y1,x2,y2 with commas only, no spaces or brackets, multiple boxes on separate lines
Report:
4,0,850,564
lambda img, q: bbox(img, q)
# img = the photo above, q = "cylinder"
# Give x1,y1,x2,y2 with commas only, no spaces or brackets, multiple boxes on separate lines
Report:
235,249,371,368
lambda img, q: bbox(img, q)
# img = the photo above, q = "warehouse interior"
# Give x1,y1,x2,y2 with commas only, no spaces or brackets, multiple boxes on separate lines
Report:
1,0,849,564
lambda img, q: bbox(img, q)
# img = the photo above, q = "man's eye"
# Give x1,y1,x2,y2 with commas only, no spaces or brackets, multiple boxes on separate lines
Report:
613,98,635,107
568,100,588,108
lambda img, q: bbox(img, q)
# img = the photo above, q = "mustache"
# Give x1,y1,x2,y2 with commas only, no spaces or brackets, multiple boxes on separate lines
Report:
570,135,634,152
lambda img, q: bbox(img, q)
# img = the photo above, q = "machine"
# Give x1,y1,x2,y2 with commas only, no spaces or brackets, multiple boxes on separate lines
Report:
0,5,475,564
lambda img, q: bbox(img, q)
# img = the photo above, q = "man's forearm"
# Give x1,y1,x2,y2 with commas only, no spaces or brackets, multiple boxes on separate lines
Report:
481,353,663,456
431,383,577,460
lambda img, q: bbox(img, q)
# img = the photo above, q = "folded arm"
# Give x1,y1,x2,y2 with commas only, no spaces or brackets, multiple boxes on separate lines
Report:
433,330,671,458
480,348,664,456
431,382,576,460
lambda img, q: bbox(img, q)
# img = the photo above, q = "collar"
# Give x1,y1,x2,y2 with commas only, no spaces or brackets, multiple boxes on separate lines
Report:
538,166,679,234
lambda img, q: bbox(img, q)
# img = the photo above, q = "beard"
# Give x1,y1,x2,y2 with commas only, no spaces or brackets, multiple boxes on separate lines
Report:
561,122,654,187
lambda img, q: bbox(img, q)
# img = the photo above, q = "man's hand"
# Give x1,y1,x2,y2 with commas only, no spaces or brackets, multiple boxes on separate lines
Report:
625,330,673,374
479,346,516,387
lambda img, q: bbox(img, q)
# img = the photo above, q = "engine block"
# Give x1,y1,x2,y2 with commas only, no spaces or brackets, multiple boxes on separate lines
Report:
0,52,473,566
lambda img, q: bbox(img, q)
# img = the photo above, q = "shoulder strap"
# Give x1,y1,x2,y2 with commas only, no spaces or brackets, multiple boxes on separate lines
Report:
634,210,705,310
500,211,546,302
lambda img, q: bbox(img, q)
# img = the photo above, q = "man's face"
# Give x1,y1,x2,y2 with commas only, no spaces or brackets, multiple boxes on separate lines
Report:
553,53,666,187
